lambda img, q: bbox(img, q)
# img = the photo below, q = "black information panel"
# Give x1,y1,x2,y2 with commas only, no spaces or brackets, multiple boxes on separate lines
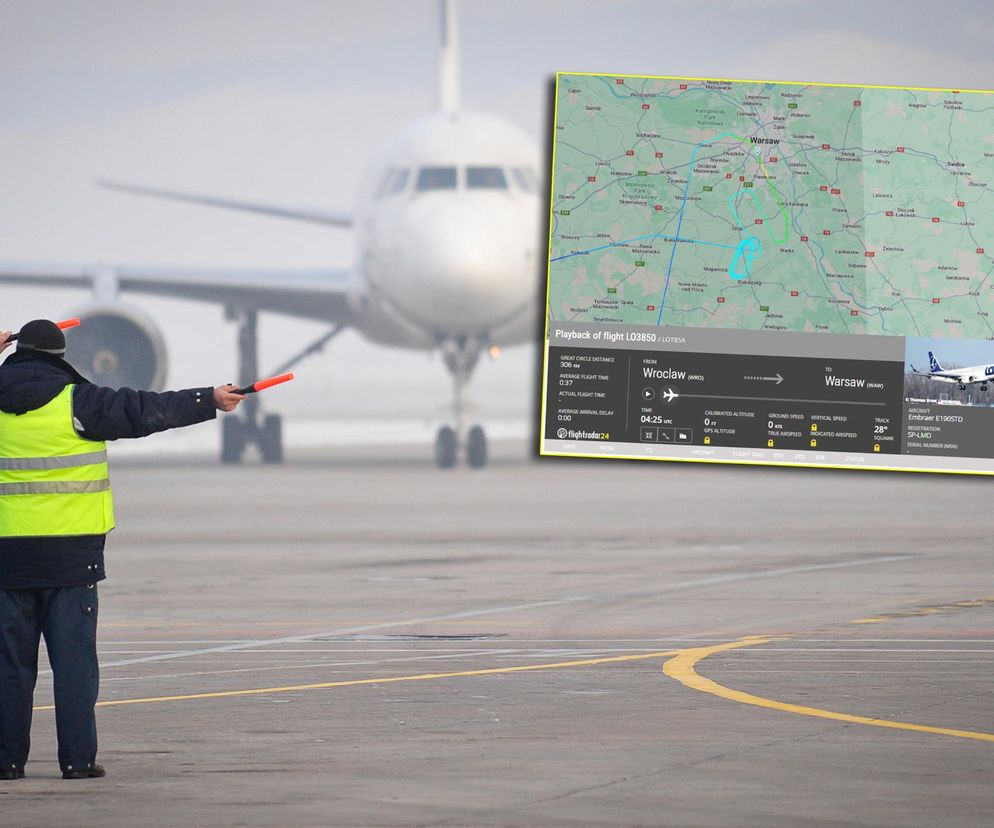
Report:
546,346,904,455
540,324,994,473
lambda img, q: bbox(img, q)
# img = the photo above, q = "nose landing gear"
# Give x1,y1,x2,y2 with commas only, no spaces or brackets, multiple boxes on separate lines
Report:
435,335,488,469
433,422,488,469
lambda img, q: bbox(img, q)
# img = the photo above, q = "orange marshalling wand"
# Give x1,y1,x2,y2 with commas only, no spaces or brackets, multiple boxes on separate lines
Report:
232,373,295,395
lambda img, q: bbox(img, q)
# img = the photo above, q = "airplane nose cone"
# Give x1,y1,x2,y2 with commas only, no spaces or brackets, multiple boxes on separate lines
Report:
398,197,533,330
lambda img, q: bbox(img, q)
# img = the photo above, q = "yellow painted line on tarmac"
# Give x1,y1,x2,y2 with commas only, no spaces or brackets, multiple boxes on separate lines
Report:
848,595,994,625
32,648,679,711
661,636,994,744
36,595,994,746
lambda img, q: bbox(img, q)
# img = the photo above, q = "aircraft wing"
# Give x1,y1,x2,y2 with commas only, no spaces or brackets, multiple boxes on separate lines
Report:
0,262,358,324
98,180,353,228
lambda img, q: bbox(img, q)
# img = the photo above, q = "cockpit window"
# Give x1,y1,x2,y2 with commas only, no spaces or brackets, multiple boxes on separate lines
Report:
511,166,538,193
416,166,457,190
376,167,410,198
466,166,507,189
388,168,410,195
376,168,397,198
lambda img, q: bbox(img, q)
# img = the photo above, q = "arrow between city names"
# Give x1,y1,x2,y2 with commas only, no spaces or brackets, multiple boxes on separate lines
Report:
744,373,784,385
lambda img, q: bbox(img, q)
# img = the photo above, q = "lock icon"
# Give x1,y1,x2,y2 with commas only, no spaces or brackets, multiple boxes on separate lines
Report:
873,443,880,452
810,438,817,447
810,423,818,432
767,438,774,447
704,436,711,445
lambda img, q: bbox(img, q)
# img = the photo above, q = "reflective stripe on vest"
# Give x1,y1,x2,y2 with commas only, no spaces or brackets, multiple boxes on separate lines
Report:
0,384,115,537
0,479,111,496
0,450,108,471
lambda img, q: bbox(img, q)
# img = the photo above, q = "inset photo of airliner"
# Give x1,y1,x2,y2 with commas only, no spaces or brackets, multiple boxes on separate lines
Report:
904,336,994,406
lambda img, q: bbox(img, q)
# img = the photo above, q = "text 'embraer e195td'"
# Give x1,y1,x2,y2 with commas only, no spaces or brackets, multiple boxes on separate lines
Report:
0,0,542,468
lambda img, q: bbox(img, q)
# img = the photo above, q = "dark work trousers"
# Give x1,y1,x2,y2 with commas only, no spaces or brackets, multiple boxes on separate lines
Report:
0,585,99,773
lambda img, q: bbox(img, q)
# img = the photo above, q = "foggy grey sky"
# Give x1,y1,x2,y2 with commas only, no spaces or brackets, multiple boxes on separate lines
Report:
906,336,994,371
3,0,993,420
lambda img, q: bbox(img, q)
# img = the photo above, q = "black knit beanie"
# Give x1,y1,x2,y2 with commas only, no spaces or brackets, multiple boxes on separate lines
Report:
16,319,66,356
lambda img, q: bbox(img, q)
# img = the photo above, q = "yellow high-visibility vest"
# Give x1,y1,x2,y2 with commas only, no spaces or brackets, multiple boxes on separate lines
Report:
0,384,115,537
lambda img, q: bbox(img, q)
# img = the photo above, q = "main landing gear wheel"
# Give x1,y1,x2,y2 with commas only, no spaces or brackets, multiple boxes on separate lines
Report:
219,308,345,465
467,424,487,469
221,417,245,465
260,414,283,464
435,426,458,469
221,413,284,464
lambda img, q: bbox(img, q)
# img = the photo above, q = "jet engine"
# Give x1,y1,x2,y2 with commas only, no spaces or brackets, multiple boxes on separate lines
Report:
65,305,168,390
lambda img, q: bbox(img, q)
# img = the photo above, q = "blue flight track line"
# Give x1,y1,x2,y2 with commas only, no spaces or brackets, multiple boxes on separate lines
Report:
656,135,725,326
551,232,738,263
655,132,742,325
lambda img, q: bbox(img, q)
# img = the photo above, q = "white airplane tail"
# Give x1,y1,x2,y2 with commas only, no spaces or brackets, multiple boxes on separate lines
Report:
439,0,459,113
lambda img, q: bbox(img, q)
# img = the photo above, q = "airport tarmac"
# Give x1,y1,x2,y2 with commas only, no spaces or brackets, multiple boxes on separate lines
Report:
4,439,994,826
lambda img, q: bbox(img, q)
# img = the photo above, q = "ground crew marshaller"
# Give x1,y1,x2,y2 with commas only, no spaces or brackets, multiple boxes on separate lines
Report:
0,320,245,780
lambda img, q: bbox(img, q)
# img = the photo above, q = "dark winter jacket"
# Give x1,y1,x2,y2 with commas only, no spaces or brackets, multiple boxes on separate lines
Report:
0,351,216,589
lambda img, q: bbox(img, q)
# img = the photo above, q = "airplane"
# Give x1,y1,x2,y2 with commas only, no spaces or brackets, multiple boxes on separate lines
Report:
910,350,994,391
0,0,542,469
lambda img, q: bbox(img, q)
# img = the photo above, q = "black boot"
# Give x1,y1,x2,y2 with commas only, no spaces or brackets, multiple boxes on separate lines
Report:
62,764,105,779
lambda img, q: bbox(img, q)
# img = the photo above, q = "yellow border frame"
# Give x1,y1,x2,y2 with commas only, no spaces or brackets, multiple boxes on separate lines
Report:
539,71,994,476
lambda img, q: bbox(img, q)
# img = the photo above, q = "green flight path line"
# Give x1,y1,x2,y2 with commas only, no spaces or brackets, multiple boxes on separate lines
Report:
719,131,789,244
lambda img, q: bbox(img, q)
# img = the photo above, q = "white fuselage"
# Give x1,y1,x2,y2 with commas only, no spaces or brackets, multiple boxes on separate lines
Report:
925,364,994,385
351,111,542,350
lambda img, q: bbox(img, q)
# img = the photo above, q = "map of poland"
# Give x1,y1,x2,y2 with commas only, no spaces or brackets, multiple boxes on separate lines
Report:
548,74,994,339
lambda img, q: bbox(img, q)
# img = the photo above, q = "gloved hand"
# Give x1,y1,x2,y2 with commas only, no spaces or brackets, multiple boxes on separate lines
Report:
213,384,247,412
